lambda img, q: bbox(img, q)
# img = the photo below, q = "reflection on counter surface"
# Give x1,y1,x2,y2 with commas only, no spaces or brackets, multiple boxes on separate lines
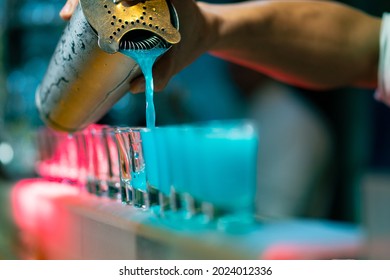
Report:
2,0,390,260
9,178,364,260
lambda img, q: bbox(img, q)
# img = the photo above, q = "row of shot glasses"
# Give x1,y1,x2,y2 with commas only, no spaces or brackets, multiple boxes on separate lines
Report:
36,120,259,228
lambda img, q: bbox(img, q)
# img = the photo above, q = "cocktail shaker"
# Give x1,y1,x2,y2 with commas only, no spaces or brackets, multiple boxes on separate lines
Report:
36,0,180,132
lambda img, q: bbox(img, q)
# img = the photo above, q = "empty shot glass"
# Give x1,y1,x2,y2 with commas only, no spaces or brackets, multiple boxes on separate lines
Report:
115,127,148,209
35,127,55,179
102,127,121,201
36,127,79,185
73,129,90,190
61,132,80,185
93,126,122,199
80,124,108,196
85,126,121,199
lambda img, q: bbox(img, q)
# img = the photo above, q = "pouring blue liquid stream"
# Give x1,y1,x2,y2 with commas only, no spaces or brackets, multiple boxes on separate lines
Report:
119,47,166,208
121,48,167,128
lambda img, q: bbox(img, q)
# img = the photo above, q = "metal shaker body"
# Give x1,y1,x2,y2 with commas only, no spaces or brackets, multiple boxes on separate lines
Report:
36,0,180,132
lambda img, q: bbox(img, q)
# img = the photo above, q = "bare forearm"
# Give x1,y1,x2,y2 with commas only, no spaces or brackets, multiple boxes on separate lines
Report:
202,0,381,90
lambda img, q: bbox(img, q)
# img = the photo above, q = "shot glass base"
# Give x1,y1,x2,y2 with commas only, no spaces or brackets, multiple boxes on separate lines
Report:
182,194,201,219
169,190,182,212
133,188,149,210
147,185,160,206
158,193,171,218
108,182,121,201
216,212,256,234
86,179,98,195
120,182,133,205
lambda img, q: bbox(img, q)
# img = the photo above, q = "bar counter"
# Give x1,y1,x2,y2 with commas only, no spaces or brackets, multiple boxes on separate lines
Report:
5,178,364,260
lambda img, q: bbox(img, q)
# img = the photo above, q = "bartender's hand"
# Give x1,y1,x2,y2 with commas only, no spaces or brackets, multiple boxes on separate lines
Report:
60,0,78,20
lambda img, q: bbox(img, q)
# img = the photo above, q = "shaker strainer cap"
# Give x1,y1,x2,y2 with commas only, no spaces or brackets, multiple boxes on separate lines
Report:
80,0,181,53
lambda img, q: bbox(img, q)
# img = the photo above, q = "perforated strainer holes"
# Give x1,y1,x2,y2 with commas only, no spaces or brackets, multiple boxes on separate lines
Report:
139,4,166,33
104,1,168,42
105,6,125,39
105,4,114,38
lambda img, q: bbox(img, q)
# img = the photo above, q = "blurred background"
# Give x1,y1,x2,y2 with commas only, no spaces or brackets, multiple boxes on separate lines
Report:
1,0,390,259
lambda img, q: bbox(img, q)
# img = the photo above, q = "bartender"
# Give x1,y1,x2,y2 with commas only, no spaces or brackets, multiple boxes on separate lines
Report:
60,0,389,107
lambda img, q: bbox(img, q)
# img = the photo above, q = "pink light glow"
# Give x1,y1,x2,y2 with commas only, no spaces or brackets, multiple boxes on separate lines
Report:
11,179,79,234
260,242,361,260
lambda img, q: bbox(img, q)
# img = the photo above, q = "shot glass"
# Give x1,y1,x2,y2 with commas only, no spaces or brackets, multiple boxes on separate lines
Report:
115,127,148,209
80,124,108,195
46,130,65,181
61,132,80,185
73,129,90,190
102,127,121,201
162,126,184,213
139,128,160,210
167,125,202,219
36,127,79,185
197,120,259,228
35,127,54,179
152,127,174,217
84,126,121,199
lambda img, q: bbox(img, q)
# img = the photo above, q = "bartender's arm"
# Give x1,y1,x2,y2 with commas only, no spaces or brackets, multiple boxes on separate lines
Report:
60,0,383,100
207,1,380,90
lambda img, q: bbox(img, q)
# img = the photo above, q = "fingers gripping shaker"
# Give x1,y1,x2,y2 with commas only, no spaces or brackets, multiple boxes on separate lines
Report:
36,0,180,132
